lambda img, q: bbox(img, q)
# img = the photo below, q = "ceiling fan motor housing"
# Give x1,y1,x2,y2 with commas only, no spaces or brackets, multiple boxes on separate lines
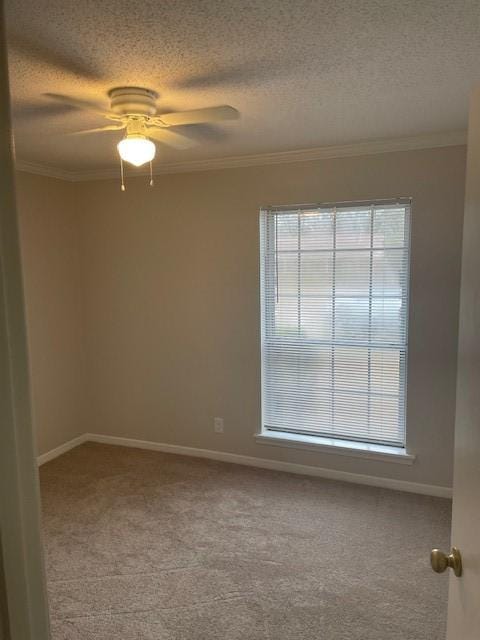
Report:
109,87,158,117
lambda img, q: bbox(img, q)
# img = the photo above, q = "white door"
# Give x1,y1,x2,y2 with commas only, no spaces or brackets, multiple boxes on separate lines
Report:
0,3,50,639
445,86,480,638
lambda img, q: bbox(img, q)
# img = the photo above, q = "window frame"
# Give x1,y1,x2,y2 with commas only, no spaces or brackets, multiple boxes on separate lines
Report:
259,198,412,451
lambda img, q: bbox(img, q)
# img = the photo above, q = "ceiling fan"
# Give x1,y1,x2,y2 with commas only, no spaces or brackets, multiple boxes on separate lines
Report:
44,87,239,188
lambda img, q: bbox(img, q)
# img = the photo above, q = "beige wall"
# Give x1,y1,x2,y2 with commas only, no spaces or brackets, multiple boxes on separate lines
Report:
76,145,466,489
16,172,84,455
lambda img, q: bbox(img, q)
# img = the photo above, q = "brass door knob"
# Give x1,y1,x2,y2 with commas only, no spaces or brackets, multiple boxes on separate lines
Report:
430,547,462,577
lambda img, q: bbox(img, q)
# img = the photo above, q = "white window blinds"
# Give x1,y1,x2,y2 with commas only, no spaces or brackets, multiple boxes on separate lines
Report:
260,200,411,447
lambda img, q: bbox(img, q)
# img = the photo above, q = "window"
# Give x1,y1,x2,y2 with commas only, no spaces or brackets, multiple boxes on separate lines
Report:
260,199,411,448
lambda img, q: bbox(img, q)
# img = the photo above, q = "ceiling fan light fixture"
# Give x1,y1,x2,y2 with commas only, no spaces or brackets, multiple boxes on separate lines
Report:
117,135,156,167
46,87,238,188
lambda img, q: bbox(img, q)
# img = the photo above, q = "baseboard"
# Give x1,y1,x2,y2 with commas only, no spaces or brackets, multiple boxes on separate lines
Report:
37,434,88,466
82,433,452,498
37,432,452,498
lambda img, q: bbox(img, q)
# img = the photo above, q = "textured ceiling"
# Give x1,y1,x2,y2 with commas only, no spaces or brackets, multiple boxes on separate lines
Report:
5,0,480,173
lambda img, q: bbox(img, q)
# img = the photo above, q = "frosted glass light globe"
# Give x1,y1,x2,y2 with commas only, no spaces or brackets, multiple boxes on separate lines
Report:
117,136,156,167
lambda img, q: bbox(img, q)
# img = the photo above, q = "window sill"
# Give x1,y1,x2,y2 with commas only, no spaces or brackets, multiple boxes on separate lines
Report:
255,430,415,465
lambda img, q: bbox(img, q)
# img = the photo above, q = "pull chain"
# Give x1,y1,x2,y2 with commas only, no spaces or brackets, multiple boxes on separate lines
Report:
120,158,153,191
120,158,126,192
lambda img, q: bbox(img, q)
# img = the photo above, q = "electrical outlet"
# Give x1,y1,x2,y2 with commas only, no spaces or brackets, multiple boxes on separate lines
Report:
214,417,224,433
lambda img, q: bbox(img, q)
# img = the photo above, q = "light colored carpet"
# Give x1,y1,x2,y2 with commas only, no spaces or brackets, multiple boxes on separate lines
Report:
40,442,451,640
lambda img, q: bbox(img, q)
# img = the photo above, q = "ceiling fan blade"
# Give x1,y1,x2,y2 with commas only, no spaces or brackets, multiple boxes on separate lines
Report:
13,101,74,120
172,63,257,90
68,124,125,135
157,105,239,126
171,59,299,91
44,93,116,119
8,32,102,80
181,123,228,143
146,127,197,149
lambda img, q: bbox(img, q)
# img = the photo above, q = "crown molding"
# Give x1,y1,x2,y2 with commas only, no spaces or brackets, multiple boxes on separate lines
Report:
15,159,77,181
16,130,467,183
